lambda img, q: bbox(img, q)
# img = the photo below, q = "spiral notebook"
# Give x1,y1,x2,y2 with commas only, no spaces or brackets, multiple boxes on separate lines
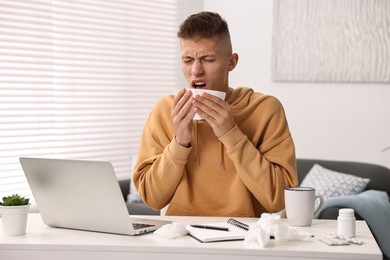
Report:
186,218,250,243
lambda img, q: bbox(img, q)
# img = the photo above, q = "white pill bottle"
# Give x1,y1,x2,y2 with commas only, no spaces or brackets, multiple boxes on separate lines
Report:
337,208,356,238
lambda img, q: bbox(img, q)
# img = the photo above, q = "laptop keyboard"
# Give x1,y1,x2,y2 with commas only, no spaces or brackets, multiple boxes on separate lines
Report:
132,222,155,230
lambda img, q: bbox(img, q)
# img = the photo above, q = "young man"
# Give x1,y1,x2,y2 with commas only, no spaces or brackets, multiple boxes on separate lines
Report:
133,12,297,217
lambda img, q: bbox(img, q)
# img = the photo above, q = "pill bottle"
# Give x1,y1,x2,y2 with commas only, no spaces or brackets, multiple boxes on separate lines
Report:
337,208,356,238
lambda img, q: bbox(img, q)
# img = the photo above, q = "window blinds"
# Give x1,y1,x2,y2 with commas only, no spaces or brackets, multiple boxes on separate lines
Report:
0,0,188,200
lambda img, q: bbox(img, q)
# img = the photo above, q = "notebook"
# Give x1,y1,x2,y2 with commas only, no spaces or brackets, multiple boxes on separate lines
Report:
19,157,169,236
186,218,250,243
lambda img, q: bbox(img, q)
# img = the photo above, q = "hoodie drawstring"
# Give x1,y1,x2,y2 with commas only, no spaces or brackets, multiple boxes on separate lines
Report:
220,142,225,170
194,120,199,166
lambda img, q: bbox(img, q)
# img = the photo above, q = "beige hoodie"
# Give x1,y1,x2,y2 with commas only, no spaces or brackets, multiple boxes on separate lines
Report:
133,87,297,217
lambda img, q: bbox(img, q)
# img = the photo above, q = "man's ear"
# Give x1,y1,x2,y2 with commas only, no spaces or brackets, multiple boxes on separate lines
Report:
228,53,239,71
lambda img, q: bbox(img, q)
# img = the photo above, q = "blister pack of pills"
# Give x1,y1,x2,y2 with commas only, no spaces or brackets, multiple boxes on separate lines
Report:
327,232,364,245
318,237,350,246
344,237,364,245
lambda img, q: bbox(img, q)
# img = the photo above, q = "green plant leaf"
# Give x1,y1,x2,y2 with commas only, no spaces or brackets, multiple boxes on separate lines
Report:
0,194,30,206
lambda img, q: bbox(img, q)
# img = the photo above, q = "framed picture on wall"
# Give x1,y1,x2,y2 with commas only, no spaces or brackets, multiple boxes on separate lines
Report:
271,0,390,83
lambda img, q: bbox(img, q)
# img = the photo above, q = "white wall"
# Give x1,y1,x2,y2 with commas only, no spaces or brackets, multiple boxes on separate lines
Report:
203,0,390,168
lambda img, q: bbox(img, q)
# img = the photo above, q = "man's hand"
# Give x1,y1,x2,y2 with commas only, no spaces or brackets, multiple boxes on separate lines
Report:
171,88,195,147
193,93,235,137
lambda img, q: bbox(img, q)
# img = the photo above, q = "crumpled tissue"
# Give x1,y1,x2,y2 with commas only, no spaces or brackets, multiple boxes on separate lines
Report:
154,222,188,239
244,213,314,247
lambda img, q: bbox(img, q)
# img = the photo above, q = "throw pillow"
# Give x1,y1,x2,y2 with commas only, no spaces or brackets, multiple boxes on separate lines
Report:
300,164,370,199
127,155,142,203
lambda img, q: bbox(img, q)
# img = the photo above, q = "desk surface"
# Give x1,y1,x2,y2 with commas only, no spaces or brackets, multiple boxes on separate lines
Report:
0,214,382,260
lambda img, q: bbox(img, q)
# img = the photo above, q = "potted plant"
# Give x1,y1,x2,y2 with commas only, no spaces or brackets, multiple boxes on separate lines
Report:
0,194,30,236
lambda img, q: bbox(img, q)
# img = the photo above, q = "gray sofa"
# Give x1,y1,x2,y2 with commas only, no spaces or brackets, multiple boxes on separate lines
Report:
119,158,390,218
296,159,390,219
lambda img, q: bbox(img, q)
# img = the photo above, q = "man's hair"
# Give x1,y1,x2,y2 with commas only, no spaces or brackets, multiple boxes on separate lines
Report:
177,12,230,41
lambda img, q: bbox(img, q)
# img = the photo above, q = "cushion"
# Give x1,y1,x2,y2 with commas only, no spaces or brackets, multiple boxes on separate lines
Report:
127,155,142,203
300,164,370,199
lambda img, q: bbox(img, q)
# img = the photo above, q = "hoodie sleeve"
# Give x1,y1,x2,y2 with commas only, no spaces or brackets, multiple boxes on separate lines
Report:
219,95,298,213
132,97,192,210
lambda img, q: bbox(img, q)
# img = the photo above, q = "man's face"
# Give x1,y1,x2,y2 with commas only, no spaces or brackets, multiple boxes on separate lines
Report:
180,37,236,93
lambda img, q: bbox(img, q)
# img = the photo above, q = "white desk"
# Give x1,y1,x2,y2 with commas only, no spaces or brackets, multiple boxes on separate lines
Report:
0,213,382,260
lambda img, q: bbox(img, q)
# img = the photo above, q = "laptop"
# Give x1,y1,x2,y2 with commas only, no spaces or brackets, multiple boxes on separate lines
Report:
19,157,169,236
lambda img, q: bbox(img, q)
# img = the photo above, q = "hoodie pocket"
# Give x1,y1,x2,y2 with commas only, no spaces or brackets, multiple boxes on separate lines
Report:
166,203,208,216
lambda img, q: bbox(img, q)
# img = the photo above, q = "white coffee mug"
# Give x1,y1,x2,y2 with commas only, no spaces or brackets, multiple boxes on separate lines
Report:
188,89,226,120
284,187,324,227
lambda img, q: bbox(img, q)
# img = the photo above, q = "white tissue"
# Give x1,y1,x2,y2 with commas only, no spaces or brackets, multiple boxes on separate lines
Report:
154,222,188,239
244,213,314,247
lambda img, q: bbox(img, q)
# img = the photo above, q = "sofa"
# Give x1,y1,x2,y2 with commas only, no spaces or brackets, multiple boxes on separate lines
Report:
297,159,390,219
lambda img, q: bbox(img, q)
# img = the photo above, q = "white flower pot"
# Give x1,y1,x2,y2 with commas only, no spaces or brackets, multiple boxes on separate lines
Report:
0,204,30,236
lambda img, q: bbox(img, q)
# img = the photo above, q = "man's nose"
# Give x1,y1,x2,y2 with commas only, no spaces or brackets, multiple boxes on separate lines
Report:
191,60,204,76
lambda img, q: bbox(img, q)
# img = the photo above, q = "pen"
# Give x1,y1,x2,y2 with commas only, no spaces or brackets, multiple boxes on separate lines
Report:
190,225,229,231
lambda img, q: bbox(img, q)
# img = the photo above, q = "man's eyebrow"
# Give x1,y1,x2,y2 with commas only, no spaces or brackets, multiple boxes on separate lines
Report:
182,54,216,59
200,54,216,58
181,56,193,60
